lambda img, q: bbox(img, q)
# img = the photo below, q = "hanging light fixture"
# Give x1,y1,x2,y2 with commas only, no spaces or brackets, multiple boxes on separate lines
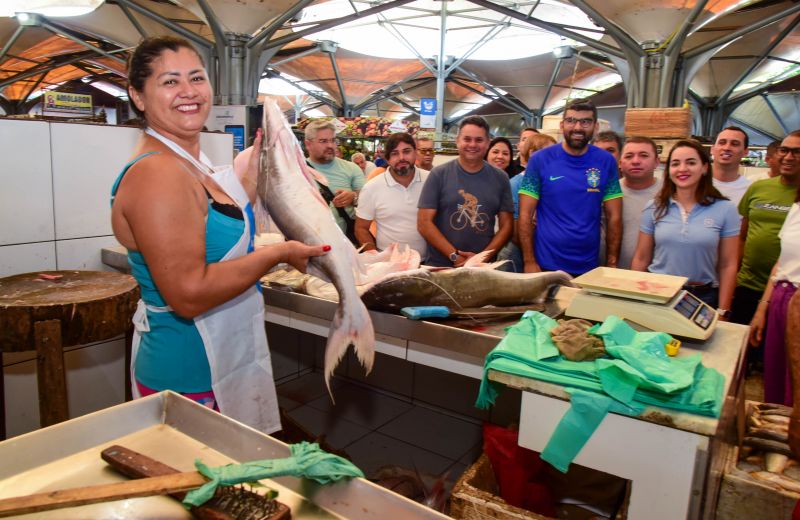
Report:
1,0,105,18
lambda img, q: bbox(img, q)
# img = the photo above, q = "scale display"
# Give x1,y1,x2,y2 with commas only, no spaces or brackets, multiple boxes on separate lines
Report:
565,268,718,341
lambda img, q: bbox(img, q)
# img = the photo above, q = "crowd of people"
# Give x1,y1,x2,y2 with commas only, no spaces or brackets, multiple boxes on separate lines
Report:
114,35,798,440
319,98,800,411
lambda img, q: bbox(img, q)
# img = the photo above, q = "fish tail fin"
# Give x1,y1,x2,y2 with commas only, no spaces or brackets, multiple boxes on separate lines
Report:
463,249,494,268
324,299,375,401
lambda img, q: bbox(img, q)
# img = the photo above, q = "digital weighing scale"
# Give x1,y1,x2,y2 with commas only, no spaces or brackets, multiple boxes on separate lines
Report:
565,267,718,340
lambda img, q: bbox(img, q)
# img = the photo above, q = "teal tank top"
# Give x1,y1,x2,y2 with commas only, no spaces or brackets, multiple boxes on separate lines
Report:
110,152,246,392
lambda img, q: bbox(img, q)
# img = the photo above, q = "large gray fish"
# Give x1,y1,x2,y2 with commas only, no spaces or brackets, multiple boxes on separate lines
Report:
257,100,374,396
360,269,575,312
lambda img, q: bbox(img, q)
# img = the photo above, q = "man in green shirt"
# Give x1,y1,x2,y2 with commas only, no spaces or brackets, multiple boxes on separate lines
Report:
304,120,365,233
732,132,800,327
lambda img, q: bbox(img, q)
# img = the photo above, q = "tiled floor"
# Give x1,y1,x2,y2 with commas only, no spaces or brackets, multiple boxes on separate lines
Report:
277,371,483,496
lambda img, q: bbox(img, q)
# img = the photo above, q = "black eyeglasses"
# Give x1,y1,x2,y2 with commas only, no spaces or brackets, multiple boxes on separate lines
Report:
417,148,435,154
563,117,595,127
777,147,800,157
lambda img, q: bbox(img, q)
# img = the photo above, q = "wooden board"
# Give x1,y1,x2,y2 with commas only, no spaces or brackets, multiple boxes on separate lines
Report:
624,108,692,138
0,270,139,352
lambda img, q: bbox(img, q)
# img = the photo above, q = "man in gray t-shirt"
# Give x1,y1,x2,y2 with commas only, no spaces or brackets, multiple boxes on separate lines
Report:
618,137,662,269
418,117,514,267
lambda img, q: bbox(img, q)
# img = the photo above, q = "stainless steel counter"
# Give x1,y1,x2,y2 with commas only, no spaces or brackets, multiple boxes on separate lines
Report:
0,391,448,519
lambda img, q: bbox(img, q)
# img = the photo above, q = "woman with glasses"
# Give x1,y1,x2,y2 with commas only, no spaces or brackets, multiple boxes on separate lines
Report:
631,140,740,314
749,131,800,406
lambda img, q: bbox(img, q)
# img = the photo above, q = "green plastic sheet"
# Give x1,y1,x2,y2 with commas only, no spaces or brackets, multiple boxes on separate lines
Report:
476,312,725,472
183,441,365,507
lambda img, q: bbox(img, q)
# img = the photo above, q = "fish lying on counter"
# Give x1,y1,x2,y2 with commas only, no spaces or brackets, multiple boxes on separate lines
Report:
263,251,575,313
257,99,375,398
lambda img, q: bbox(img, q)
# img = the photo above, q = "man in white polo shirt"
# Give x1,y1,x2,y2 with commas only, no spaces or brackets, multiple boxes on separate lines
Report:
355,133,429,257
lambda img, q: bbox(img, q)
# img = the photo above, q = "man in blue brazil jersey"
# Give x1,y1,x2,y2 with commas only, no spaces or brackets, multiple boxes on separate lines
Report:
518,99,622,276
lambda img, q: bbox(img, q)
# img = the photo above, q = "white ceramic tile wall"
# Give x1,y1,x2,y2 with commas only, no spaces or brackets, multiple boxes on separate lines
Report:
51,123,139,240
3,339,126,438
0,119,54,246
0,242,56,277
55,236,124,271
0,120,233,438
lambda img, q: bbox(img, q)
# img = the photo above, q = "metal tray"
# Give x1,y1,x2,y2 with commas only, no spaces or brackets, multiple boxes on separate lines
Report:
572,267,687,304
0,391,448,519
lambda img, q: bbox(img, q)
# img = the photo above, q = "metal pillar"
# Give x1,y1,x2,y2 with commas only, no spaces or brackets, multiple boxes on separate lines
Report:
435,1,448,138
227,33,250,106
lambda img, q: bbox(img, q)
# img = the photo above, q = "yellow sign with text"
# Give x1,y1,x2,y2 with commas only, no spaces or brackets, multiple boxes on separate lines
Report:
43,92,93,116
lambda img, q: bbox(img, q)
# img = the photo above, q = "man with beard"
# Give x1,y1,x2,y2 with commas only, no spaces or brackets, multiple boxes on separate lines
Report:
304,120,364,233
519,99,622,275
711,126,751,206
355,133,430,256
418,116,514,267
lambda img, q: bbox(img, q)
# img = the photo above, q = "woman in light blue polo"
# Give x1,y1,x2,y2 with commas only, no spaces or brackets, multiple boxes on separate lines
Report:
631,140,739,315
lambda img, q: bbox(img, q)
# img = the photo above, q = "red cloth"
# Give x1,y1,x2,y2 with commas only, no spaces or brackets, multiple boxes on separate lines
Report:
482,423,557,516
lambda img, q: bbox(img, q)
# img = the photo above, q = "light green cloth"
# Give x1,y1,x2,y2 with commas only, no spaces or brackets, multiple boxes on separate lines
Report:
183,442,365,507
476,312,725,471
541,389,643,473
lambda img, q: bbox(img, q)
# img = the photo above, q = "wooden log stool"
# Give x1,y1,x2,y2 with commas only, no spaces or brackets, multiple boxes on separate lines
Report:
0,271,139,438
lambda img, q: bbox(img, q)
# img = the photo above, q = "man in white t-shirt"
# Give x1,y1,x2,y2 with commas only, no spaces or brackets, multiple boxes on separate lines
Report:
618,136,662,269
355,133,429,256
712,126,752,205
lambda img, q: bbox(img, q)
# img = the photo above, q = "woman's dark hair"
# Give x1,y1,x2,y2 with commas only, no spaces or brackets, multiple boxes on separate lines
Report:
485,137,513,173
127,36,204,120
654,139,727,220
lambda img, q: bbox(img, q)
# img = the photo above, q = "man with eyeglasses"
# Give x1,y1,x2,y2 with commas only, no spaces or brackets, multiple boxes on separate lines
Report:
304,119,365,234
509,127,539,175
415,137,436,171
731,131,800,334
518,99,622,276
711,126,752,206
418,116,514,267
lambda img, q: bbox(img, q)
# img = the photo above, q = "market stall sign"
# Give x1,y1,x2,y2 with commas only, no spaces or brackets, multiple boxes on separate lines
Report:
43,92,93,117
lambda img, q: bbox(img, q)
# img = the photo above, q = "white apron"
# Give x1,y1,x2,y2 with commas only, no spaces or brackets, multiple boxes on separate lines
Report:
129,129,281,434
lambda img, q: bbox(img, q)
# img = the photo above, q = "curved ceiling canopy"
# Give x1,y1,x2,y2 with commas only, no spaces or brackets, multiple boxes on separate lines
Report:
295,0,604,61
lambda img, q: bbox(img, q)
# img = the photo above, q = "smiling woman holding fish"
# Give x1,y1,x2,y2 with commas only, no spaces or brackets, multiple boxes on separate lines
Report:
110,36,329,433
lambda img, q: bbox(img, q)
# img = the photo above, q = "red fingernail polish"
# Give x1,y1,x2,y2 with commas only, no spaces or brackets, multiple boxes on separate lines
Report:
323,245,332,252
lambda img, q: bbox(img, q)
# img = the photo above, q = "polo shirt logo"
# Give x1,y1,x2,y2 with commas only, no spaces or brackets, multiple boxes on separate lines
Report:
703,218,715,227
586,168,601,192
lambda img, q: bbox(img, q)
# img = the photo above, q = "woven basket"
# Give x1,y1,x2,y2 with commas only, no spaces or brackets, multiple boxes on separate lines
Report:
449,454,553,520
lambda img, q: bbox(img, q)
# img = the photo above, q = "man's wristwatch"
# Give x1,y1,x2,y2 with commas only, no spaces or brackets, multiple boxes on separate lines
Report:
353,192,359,206
449,250,459,263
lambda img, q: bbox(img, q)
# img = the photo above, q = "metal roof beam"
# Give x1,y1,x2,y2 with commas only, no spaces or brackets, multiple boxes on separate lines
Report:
0,25,25,64
539,58,563,113
729,115,781,141
116,1,148,39
444,18,510,75
718,13,800,104
325,47,348,113
264,0,416,51
568,0,642,56
112,0,212,48
454,66,533,117
352,68,430,112
269,45,321,68
377,14,437,75
761,93,789,135
666,0,708,54
354,77,437,113
195,0,229,101
575,52,616,74
39,21,127,64
0,50,107,89
465,0,624,59
248,0,315,49
684,2,800,60
449,77,531,116
264,71,339,111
